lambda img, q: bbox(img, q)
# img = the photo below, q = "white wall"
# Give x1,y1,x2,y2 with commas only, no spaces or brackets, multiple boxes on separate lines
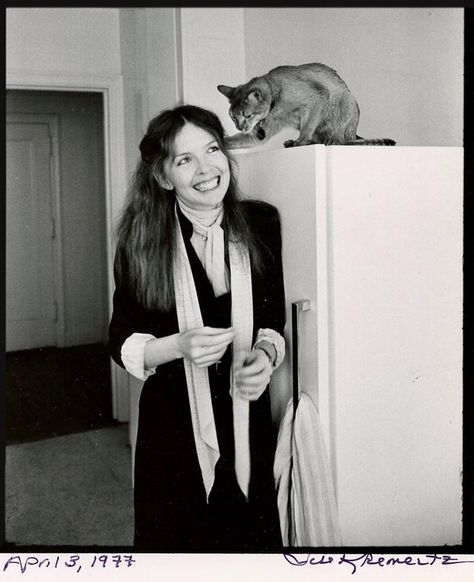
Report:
180,8,245,137
6,8,121,76
243,8,463,147
120,8,182,182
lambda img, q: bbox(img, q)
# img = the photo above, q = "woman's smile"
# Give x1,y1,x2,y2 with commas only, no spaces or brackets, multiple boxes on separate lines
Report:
194,176,221,192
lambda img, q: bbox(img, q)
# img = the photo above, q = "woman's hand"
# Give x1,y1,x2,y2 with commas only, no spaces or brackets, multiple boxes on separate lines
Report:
177,326,235,368
234,348,273,401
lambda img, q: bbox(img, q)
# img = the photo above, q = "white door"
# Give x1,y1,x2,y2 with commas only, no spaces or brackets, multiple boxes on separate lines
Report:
6,119,57,351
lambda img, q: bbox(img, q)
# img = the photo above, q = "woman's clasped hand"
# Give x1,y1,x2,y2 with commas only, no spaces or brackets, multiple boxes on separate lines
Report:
234,348,273,401
177,326,234,368
177,326,273,402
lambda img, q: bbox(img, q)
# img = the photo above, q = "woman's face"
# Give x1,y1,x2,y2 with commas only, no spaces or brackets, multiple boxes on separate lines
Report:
160,122,231,211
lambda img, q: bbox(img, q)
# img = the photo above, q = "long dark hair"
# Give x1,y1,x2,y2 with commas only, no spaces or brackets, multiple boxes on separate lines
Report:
115,104,267,312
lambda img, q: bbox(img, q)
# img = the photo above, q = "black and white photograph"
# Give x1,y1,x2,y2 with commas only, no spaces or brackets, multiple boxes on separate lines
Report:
4,5,468,577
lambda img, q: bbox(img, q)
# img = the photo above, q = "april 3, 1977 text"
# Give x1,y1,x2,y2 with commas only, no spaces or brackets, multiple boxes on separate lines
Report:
2,554,136,574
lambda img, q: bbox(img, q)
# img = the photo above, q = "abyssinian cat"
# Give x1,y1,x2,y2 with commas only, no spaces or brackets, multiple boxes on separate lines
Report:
217,62,396,149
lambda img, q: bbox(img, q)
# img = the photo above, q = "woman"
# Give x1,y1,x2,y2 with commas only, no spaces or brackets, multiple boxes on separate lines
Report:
108,104,286,551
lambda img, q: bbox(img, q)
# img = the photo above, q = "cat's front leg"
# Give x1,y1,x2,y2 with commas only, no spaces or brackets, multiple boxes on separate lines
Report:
224,131,264,149
284,101,325,147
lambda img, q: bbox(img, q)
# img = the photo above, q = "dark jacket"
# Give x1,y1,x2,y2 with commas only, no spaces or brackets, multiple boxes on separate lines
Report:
108,200,286,551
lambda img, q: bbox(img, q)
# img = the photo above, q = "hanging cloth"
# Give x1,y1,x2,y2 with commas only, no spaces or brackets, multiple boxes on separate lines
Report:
274,392,342,546
173,204,253,501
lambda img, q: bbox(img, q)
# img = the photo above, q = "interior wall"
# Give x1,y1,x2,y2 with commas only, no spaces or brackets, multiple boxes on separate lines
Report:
119,8,182,182
7,90,108,347
243,8,463,147
6,8,121,76
118,7,183,450
180,8,246,137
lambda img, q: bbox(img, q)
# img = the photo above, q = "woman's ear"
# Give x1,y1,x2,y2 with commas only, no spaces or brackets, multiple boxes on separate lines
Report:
154,170,173,191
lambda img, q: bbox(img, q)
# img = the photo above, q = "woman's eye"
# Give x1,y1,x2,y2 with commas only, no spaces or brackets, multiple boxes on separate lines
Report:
208,145,220,153
177,157,190,166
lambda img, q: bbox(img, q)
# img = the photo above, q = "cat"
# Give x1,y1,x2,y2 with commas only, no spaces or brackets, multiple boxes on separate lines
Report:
217,62,396,149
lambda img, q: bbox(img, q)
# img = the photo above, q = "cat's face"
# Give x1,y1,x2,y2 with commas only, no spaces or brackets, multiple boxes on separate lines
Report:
217,82,271,134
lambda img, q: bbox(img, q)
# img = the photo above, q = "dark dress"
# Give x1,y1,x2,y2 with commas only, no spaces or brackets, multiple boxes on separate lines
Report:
108,201,286,552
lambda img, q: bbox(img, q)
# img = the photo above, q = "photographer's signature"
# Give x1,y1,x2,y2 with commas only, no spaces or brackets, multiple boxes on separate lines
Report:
283,553,474,575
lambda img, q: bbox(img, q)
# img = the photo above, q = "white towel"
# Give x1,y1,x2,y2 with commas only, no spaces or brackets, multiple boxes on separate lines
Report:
274,392,342,546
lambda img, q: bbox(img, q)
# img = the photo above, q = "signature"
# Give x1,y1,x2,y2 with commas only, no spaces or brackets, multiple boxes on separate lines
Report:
283,553,474,575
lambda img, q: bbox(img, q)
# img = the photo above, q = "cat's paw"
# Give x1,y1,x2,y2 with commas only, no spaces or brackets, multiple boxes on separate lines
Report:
283,139,296,148
255,126,266,141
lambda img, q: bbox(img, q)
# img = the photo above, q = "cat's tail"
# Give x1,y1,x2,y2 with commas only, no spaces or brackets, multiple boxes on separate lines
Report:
347,136,396,146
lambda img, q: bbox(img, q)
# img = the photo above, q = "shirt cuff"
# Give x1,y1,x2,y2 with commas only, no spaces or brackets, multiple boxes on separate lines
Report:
121,333,158,381
253,328,286,370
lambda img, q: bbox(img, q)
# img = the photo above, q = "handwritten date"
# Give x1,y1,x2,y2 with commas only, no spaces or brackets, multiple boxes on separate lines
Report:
3,554,136,574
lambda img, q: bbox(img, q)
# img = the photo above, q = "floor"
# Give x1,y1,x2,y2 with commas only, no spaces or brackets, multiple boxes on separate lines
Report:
6,344,116,444
5,344,134,548
5,425,134,547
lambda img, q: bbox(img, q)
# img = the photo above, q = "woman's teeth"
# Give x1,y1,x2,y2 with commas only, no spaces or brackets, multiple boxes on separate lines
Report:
194,177,219,192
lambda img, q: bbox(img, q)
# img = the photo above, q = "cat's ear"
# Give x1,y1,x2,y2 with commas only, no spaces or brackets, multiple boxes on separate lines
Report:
217,85,235,99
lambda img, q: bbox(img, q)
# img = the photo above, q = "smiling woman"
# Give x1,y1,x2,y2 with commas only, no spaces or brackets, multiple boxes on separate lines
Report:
108,104,287,551
158,123,231,211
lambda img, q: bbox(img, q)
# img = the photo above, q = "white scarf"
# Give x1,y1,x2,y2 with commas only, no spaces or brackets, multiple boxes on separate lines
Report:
173,202,253,500
176,199,229,297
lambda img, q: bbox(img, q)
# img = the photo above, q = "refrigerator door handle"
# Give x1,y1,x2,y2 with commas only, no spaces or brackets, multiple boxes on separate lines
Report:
291,299,311,418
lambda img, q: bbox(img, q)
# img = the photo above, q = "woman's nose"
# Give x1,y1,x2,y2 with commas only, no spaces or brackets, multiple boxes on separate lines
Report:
196,158,211,174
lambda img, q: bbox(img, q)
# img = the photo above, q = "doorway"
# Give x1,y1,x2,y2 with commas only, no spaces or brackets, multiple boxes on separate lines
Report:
6,90,113,442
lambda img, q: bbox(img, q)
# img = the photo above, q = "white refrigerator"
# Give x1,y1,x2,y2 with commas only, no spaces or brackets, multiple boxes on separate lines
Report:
236,144,463,547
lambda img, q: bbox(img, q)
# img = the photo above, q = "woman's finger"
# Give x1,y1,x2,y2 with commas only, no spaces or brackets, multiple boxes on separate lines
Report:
237,382,268,401
203,343,230,358
189,339,230,359
201,326,234,335
236,353,270,379
199,331,235,347
239,378,270,390
244,391,265,402
195,353,226,367
237,360,267,378
194,346,229,367
238,372,271,388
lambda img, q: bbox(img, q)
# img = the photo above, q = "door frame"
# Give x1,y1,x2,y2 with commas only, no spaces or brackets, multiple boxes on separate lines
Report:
7,112,65,348
6,70,130,422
